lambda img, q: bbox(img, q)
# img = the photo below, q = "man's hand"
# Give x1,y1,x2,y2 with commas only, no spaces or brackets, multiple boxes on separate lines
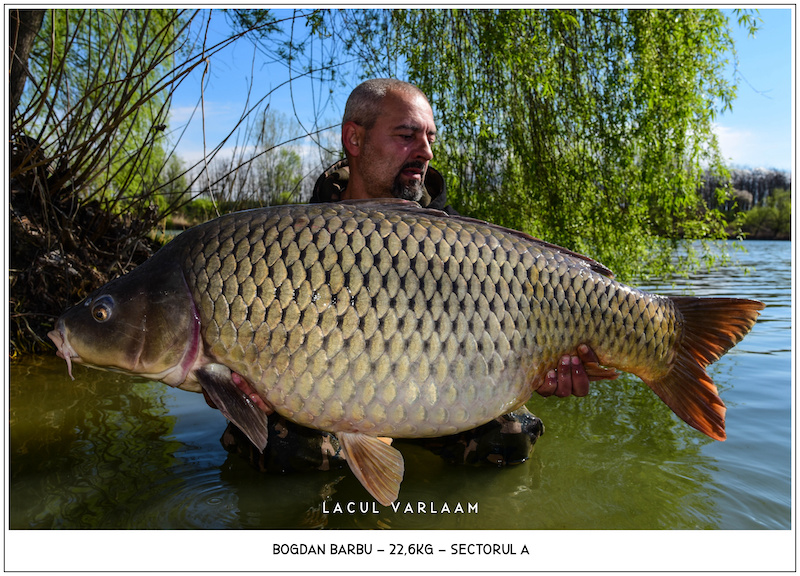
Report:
537,344,619,398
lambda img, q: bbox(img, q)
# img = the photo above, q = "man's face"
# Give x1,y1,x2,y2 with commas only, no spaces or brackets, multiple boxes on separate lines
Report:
357,91,437,201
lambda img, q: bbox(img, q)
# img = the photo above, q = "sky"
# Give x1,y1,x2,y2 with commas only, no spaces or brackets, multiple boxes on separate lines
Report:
168,9,347,170
169,8,794,174
714,7,793,171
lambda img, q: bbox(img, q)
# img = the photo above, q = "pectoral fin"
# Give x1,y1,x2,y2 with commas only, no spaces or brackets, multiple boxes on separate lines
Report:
338,432,404,506
196,364,268,451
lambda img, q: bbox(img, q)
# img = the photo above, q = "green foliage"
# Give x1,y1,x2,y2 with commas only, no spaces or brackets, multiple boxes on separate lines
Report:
150,156,190,222
177,197,218,224
739,189,792,239
157,155,190,207
733,8,761,37
700,167,792,239
222,8,280,36
196,110,307,209
323,8,742,279
14,9,192,218
251,112,305,203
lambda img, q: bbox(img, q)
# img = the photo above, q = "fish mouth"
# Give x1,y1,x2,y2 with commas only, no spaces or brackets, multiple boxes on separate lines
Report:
47,321,80,380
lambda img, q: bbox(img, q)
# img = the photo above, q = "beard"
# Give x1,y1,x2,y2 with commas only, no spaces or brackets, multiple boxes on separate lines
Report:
391,161,426,202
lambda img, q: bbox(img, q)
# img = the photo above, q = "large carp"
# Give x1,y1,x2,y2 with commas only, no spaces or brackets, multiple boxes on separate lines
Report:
48,200,763,505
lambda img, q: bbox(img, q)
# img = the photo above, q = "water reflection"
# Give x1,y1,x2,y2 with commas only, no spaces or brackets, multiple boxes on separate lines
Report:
10,357,186,528
8,241,791,530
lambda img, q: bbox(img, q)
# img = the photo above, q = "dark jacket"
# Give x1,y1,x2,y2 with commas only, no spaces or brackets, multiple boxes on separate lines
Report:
310,158,457,214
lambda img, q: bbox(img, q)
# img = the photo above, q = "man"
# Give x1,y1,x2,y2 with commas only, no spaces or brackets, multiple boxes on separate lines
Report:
221,79,617,472
313,78,614,397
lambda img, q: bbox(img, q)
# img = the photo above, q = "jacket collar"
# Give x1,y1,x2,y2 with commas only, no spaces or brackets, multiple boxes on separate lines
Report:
310,158,448,211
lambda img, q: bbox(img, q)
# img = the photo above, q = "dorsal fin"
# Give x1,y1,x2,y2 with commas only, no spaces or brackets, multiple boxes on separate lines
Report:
442,213,614,278
334,199,615,279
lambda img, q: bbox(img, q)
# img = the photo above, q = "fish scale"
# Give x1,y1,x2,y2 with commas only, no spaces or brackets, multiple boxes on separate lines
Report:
49,200,764,505
183,204,656,438
181,204,549,437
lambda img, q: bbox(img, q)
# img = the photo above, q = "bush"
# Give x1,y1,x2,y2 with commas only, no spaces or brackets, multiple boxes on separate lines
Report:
738,189,791,239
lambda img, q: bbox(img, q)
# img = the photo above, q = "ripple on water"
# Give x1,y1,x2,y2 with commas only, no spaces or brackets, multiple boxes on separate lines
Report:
125,469,242,529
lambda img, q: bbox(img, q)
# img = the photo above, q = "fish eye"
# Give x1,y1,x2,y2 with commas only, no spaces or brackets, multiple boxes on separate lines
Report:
91,295,114,323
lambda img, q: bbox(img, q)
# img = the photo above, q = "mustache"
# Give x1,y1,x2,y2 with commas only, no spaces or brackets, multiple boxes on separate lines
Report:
400,161,427,173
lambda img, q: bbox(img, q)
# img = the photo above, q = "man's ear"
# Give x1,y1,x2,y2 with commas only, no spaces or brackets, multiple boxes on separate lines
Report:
342,121,364,158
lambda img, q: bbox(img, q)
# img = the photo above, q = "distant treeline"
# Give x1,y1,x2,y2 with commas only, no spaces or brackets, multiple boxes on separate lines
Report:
701,167,791,211
701,167,791,240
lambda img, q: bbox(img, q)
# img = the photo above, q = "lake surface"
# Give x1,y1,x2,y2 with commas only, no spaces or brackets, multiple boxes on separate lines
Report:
8,240,792,548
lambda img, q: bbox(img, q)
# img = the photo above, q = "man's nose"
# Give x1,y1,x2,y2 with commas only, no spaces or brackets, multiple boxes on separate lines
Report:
415,136,434,161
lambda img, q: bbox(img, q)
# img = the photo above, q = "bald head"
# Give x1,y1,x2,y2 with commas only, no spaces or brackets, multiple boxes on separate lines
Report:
343,78,430,131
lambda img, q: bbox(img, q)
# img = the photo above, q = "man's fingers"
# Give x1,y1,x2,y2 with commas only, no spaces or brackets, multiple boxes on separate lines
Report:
570,356,590,397
577,344,619,381
537,369,558,397
576,343,599,364
556,355,572,397
536,346,616,398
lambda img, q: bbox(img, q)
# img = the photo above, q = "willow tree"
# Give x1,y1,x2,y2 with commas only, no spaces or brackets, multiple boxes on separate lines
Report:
321,8,749,278
12,10,195,213
9,9,277,353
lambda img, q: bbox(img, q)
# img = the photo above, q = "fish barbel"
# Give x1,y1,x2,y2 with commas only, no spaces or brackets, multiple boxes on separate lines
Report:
48,200,764,504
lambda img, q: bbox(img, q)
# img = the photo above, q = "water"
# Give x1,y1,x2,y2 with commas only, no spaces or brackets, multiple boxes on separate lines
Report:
8,241,791,538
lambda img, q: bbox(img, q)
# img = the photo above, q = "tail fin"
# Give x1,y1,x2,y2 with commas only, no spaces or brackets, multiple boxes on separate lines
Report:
645,297,765,441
